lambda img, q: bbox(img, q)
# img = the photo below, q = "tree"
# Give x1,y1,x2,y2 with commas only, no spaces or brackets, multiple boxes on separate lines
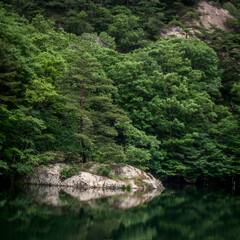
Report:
107,12,147,52
97,38,236,181
61,39,129,162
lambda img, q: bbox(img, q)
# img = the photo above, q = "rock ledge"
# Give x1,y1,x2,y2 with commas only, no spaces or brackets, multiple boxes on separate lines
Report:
25,163,164,191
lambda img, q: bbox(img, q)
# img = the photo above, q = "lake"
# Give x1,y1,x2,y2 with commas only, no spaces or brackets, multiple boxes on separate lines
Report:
0,184,239,240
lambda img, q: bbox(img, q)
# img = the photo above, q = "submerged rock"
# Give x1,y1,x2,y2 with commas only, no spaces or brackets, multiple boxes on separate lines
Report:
25,163,164,191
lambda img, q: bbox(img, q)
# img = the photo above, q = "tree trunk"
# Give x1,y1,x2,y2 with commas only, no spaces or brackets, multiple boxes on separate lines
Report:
79,92,88,162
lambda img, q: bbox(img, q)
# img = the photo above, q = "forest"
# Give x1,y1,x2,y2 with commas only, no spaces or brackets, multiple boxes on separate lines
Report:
0,0,240,185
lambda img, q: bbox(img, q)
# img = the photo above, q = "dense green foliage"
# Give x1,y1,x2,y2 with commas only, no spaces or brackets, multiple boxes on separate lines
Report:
2,0,236,51
0,0,240,184
0,9,127,176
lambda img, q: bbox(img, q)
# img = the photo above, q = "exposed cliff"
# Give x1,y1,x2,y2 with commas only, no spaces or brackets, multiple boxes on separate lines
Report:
162,1,234,38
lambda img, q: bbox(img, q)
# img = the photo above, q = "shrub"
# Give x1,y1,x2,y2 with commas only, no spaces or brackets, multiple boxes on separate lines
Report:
121,184,132,192
126,184,131,191
99,32,116,49
60,163,79,179
97,165,111,177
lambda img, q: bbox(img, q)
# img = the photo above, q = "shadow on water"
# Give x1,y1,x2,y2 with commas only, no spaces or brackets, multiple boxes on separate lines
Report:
0,184,240,240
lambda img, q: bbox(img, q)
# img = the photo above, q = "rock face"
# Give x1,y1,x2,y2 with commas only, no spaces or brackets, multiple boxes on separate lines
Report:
196,1,233,31
25,163,164,191
162,1,234,38
162,26,199,39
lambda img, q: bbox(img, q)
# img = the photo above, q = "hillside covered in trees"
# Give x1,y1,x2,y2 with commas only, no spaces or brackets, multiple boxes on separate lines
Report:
1,0,240,185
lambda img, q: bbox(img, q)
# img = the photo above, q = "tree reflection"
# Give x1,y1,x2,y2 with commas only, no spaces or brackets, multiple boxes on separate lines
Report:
0,186,239,240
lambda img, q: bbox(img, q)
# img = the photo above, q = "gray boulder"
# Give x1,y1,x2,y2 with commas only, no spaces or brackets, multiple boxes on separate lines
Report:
25,163,164,191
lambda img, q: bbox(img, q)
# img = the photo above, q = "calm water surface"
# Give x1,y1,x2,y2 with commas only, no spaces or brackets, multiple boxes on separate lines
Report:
0,185,239,240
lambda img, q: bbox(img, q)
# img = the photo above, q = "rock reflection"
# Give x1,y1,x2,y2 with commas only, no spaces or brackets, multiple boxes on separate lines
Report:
27,185,163,208
1,186,240,240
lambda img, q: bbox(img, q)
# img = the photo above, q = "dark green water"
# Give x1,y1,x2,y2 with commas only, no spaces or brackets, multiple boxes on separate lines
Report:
0,185,239,240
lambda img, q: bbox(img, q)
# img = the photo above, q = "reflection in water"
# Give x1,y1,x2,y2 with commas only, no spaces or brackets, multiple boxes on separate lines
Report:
26,185,163,208
0,185,240,240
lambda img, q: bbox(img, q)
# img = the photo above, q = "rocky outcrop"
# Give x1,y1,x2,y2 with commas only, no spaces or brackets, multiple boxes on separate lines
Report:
95,36,107,47
162,1,234,39
25,163,164,191
161,26,199,39
195,1,233,31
